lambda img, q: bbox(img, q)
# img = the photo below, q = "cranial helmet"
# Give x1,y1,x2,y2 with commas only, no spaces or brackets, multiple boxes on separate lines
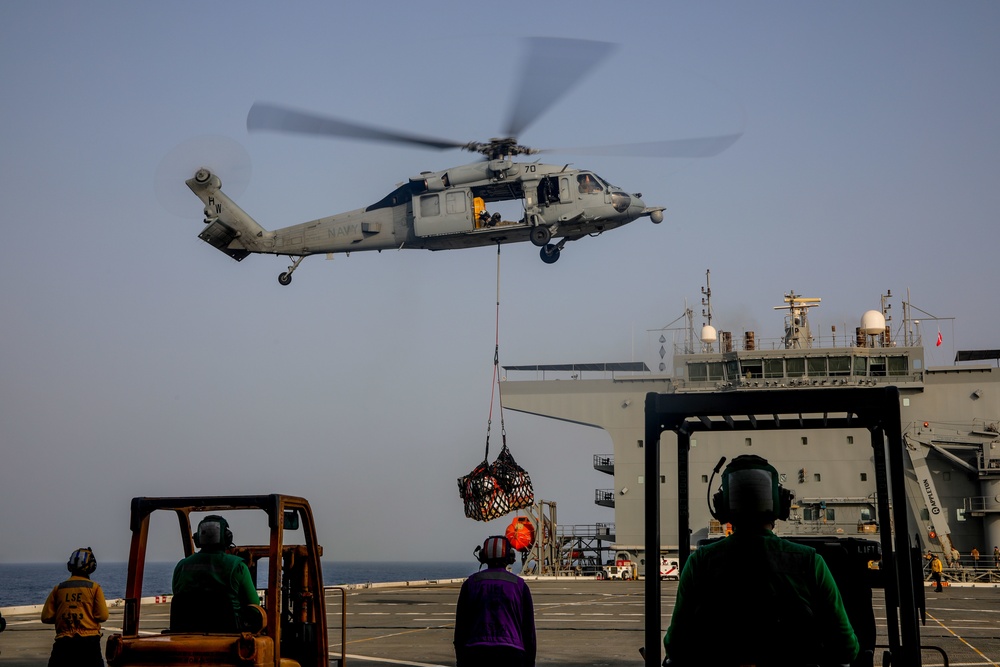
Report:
68,547,97,575
712,455,793,524
194,515,233,551
475,535,515,566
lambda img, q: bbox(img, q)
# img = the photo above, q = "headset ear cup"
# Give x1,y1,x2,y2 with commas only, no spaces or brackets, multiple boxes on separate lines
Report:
712,488,729,524
778,487,793,521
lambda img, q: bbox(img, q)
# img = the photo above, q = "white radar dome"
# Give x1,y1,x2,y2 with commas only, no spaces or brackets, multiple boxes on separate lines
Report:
860,310,886,335
700,325,718,343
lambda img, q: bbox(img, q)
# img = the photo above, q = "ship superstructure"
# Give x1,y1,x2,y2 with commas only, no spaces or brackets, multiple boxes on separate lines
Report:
501,280,1000,569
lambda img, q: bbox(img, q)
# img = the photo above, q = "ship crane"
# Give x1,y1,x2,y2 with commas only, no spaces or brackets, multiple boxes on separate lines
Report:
903,433,957,559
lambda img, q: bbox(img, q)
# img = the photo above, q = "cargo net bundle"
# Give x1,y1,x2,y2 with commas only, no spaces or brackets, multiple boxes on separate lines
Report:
458,438,534,522
458,244,534,522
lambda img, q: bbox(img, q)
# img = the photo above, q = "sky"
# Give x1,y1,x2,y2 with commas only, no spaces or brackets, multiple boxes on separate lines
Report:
1,1,999,565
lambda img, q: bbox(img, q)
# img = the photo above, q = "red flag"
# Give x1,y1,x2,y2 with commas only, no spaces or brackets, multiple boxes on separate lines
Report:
936,331,943,347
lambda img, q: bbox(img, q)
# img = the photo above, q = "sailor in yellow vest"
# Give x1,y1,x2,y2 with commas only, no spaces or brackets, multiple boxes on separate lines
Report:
930,555,944,592
41,547,109,667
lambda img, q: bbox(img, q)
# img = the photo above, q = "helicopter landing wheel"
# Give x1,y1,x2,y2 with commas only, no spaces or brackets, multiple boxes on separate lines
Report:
529,225,552,247
540,244,560,264
278,272,292,286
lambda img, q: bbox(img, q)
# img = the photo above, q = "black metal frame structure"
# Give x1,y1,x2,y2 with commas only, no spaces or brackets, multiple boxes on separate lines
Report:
643,387,921,666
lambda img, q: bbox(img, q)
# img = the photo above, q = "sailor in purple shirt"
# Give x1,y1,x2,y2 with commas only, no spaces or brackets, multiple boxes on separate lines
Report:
454,535,536,667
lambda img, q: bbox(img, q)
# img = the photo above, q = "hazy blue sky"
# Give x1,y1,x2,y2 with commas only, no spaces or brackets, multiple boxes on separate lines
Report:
2,2,998,565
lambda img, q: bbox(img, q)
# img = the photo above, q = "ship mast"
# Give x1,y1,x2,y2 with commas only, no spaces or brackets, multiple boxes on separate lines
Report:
774,291,821,349
700,269,718,352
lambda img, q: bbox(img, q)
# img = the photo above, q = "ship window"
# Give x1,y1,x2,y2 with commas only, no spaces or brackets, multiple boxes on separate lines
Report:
846,436,854,444
870,357,887,376
814,473,822,482
742,360,763,379
860,472,868,482
419,194,440,217
707,362,724,381
807,358,827,376
826,508,835,521
888,356,909,376
853,357,867,375
861,508,873,522
637,440,643,448
786,358,805,377
829,356,850,376
445,191,467,214
764,359,784,378
801,437,808,445
745,437,752,447
701,475,708,483
725,360,740,380
688,363,708,382
660,475,666,483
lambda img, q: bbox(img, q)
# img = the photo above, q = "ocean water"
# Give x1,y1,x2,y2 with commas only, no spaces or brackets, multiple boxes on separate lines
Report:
0,561,476,608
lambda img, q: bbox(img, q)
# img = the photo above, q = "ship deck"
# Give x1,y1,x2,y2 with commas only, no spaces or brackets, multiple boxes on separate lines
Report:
3,578,1000,666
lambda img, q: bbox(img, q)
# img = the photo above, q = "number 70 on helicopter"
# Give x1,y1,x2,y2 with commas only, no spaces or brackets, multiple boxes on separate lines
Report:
185,38,740,286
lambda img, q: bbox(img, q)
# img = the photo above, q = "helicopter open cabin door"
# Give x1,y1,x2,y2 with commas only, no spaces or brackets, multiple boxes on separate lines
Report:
413,188,475,238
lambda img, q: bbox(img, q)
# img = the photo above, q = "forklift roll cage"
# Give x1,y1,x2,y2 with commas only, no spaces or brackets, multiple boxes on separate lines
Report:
642,387,923,667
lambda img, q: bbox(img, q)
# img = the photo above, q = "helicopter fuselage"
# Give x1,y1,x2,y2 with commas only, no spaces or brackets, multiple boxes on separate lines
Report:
187,159,663,284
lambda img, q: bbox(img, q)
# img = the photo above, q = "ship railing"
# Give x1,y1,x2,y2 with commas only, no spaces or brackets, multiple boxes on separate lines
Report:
595,489,615,507
593,454,614,473
924,562,1000,584
780,520,879,536
963,496,1000,513
558,522,615,538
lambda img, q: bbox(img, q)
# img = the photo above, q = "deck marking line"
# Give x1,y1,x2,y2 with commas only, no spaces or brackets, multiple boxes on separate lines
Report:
340,652,445,666
926,611,1000,667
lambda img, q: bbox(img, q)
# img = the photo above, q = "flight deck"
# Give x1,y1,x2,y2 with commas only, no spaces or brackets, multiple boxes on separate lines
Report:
3,578,1000,666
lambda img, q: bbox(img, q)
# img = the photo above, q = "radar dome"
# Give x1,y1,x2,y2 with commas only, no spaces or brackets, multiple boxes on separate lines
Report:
860,310,886,335
700,325,718,343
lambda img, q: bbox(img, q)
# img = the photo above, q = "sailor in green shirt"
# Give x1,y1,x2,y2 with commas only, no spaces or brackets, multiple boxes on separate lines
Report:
171,515,260,632
663,455,859,667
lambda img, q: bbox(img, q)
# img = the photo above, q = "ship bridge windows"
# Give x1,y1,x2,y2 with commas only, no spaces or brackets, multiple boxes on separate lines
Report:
807,358,827,376
888,356,909,376
854,357,868,375
869,357,887,377
829,356,851,376
764,359,784,379
686,361,724,382
741,359,763,379
786,358,805,378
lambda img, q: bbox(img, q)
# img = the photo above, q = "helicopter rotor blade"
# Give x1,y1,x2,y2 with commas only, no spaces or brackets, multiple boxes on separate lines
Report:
247,102,469,151
541,133,743,158
503,37,617,139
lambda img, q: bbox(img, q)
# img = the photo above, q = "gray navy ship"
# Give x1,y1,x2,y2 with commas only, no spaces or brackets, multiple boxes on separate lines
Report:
501,275,1000,573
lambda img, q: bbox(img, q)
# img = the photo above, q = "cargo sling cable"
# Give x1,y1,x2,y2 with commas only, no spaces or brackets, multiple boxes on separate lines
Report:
458,244,533,521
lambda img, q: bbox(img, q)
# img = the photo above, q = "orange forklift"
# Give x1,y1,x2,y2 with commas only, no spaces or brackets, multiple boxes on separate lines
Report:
106,494,344,667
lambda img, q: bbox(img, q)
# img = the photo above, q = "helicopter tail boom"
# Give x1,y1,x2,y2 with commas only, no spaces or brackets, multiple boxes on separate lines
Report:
186,168,272,260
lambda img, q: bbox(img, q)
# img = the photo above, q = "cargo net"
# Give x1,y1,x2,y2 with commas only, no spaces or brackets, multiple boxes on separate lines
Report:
458,439,534,522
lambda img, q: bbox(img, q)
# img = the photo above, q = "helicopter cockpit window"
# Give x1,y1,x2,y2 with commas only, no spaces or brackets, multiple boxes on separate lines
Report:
420,194,440,217
577,173,603,194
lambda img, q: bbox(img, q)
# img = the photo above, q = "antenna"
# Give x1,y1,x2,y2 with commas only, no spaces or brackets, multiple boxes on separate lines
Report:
700,269,717,352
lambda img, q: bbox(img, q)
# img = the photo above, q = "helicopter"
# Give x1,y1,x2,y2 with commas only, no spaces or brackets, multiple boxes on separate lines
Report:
186,38,740,286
